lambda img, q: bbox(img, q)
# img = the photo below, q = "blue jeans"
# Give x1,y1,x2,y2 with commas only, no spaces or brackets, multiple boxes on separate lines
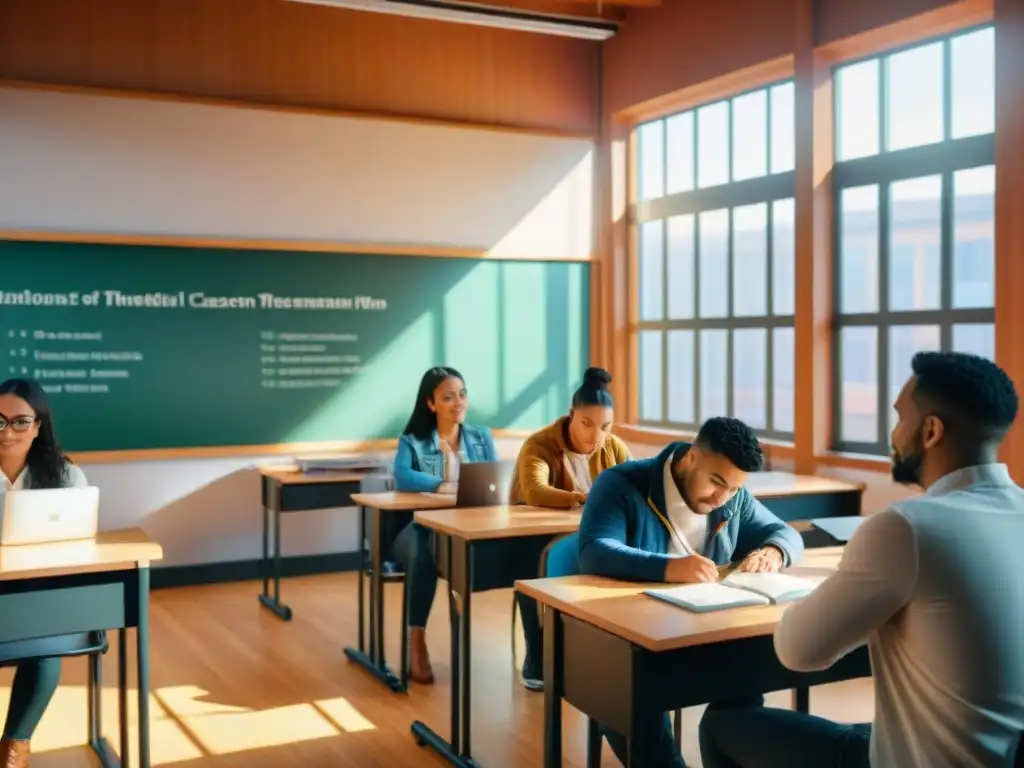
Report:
391,522,437,628
699,704,871,768
603,696,765,768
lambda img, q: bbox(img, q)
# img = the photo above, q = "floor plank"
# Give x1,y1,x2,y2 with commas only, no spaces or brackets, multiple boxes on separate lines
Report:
0,572,875,766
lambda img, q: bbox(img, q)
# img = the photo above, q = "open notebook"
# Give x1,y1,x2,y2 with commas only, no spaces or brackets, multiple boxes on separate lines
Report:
644,571,818,614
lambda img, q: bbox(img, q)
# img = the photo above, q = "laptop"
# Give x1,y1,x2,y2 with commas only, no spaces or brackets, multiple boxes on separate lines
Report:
455,460,515,508
0,486,100,546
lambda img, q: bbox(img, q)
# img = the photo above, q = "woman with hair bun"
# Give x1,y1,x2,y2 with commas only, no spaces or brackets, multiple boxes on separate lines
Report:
509,366,632,690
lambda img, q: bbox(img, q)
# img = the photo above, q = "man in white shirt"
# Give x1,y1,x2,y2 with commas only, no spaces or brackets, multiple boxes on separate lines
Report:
699,351,1024,768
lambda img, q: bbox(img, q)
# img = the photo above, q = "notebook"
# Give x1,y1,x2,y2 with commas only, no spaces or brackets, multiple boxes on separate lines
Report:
644,571,818,613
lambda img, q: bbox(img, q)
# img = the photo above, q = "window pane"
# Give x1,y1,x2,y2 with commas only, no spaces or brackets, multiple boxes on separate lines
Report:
772,327,795,433
639,220,665,321
951,27,995,139
886,42,944,151
698,209,729,318
836,59,880,161
888,325,940,433
733,329,767,429
638,120,664,201
840,185,879,313
889,176,942,311
732,89,768,181
697,101,730,189
770,82,795,174
772,198,795,315
666,111,696,194
667,330,695,424
732,203,768,316
953,166,995,309
840,326,878,443
953,323,995,361
639,331,663,421
666,215,695,319
699,329,728,421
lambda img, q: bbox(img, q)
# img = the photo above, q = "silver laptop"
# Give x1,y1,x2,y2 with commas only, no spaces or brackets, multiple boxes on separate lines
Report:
456,460,515,508
0,486,100,546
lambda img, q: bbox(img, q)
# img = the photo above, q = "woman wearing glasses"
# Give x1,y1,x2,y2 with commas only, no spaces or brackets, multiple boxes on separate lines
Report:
0,378,88,767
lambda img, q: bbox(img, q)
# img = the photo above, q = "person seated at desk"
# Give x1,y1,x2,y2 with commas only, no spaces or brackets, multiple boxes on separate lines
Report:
578,416,804,768
509,366,631,691
391,366,497,684
699,351,1024,768
0,378,89,768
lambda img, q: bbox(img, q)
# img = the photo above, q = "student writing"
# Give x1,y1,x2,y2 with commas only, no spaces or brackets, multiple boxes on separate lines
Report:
577,417,804,768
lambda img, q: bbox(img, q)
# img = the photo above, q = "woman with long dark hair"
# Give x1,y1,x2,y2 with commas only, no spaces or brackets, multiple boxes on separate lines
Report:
0,378,88,767
391,366,497,684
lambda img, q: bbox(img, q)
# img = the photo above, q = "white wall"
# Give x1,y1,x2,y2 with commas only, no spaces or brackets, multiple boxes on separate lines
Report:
0,85,592,568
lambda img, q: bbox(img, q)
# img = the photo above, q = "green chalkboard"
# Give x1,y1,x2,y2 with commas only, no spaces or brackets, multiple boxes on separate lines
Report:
0,241,589,453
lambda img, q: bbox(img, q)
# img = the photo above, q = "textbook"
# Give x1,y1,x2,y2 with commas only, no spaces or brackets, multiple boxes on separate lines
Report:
643,571,818,613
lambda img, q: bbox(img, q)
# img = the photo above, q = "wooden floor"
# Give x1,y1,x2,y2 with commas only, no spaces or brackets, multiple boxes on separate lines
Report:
0,572,876,767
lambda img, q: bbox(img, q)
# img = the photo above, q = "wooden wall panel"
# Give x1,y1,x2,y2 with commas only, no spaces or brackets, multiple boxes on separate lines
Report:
0,0,599,134
815,0,961,45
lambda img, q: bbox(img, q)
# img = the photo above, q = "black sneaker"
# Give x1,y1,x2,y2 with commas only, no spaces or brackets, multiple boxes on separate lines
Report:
520,647,543,691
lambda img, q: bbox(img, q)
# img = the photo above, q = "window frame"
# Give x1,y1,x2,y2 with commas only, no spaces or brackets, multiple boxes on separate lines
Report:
830,23,996,456
632,79,797,441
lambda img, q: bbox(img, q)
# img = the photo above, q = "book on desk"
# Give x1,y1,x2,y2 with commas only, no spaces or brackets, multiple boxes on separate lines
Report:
644,571,819,613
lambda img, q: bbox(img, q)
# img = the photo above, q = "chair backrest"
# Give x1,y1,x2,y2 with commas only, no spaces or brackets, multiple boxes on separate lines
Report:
360,474,393,493
544,531,581,578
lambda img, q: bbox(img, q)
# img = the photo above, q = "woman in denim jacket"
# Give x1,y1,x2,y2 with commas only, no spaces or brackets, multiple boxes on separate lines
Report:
392,366,497,684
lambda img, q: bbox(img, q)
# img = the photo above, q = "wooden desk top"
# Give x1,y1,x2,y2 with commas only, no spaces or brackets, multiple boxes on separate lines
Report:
0,527,163,582
414,506,582,540
258,465,368,485
746,472,863,498
350,491,457,511
516,547,844,653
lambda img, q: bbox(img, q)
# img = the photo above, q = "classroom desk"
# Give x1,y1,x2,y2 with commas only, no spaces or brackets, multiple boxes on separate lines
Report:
746,472,863,521
257,465,369,621
0,528,163,768
344,491,456,693
517,547,872,768
411,505,582,768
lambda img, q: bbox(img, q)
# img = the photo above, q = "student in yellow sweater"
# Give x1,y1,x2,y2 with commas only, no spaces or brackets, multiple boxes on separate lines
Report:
511,367,632,690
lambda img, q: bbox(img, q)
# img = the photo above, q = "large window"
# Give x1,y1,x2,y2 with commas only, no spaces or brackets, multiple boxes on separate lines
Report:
634,81,796,439
832,26,996,454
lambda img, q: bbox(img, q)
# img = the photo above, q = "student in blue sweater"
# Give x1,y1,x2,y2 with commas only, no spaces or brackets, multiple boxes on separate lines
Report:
391,366,497,684
578,416,804,767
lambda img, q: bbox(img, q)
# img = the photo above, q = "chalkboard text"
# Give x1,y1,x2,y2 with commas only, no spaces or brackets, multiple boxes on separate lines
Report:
0,289,388,311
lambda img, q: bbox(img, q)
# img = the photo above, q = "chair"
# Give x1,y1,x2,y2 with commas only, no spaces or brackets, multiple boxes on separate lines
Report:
1014,732,1023,768
0,632,109,750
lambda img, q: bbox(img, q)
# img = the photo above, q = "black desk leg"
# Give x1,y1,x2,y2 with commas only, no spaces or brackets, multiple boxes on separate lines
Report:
411,536,476,767
257,495,292,621
137,566,152,768
119,628,129,765
793,686,810,713
543,606,564,768
358,505,366,653
344,506,404,692
86,649,120,768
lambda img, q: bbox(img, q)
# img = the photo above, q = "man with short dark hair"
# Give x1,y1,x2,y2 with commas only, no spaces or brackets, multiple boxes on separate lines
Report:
578,416,804,767
699,351,1024,768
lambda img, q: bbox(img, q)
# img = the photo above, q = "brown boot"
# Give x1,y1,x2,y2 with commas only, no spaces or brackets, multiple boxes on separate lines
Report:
0,738,29,768
408,627,435,685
